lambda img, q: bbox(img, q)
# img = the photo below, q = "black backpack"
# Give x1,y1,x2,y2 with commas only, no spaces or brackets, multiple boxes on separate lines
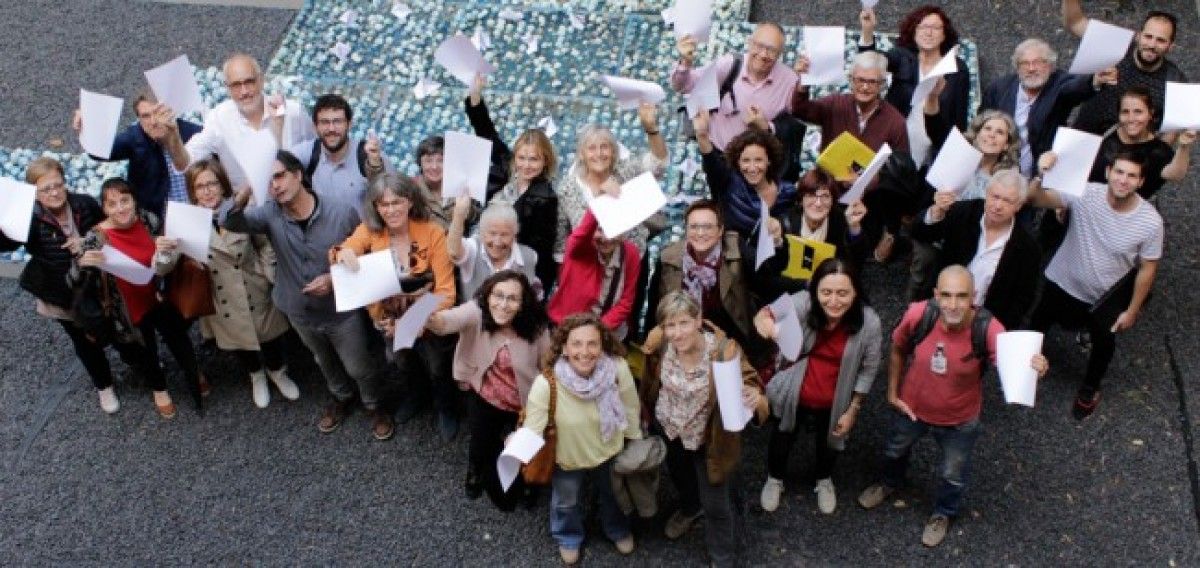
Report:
903,300,994,376
304,138,369,180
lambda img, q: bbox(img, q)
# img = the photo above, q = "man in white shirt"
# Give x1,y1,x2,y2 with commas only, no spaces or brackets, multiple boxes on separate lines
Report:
1028,152,1164,419
161,53,315,188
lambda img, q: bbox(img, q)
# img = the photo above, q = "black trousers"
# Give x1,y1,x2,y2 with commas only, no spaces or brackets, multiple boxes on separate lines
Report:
1031,278,1116,392
132,302,202,392
397,333,458,413
766,408,838,481
467,390,522,510
56,319,131,390
232,335,286,374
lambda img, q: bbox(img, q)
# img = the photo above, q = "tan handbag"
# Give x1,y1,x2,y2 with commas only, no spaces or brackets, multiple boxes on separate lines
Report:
519,371,557,485
167,257,216,319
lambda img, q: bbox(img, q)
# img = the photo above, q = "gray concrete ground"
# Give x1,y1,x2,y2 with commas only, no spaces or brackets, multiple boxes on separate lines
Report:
2,0,1199,565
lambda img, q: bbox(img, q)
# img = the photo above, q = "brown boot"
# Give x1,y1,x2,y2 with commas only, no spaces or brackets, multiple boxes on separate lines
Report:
317,400,351,433
370,409,395,441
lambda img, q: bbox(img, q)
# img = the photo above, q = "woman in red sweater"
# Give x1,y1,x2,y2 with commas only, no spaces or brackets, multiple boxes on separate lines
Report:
546,209,640,341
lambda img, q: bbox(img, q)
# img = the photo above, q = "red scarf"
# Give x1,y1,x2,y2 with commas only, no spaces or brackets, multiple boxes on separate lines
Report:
103,220,157,325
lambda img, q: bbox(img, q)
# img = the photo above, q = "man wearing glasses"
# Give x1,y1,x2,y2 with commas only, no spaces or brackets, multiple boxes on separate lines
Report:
161,53,315,189
671,22,801,152
289,94,391,217
792,51,909,155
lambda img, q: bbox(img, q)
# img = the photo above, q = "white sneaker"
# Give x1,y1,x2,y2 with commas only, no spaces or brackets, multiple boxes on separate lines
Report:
815,478,837,514
250,371,270,408
267,367,300,401
98,387,120,414
760,477,784,512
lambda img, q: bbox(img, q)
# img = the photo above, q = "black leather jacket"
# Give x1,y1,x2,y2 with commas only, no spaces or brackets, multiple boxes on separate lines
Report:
0,193,104,309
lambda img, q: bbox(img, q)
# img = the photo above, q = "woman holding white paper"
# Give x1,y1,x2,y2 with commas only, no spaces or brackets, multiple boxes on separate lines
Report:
75,178,205,419
425,270,550,510
958,111,1021,200
332,173,457,441
639,291,765,566
554,102,667,260
522,313,643,565
1082,87,1194,199
753,258,881,515
154,159,294,409
694,113,799,235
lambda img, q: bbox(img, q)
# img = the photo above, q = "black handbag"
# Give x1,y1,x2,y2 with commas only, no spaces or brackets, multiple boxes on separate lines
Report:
71,269,117,345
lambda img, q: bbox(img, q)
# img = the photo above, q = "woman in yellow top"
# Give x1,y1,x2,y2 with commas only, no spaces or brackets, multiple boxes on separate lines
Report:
522,312,642,565
332,173,456,440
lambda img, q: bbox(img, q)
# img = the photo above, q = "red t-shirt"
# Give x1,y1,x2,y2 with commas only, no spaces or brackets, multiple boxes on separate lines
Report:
798,324,849,409
891,301,1004,426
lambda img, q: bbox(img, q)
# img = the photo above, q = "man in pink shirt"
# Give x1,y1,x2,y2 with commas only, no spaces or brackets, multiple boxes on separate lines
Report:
671,22,801,151
856,266,1048,548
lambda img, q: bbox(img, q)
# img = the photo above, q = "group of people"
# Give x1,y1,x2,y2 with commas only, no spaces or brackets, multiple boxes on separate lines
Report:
2,1,1193,564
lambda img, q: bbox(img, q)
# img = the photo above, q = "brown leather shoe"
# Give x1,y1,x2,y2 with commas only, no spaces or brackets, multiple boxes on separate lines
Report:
370,410,395,441
317,400,351,433
155,400,177,420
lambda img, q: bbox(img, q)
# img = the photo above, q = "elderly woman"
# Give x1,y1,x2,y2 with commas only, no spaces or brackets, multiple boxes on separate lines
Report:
640,291,766,566
0,157,120,412
75,178,205,418
333,173,457,440
154,159,295,408
466,75,560,289
521,312,643,565
426,270,551,510
554,102,667,259
547,210,640,340
694,113,799,236
448,197,541,301
958,111,1022,200
859,5,970,132
753,258,881,515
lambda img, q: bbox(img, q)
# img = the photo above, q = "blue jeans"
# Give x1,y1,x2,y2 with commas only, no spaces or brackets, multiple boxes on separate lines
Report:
550,460,630,550
881,412,982,517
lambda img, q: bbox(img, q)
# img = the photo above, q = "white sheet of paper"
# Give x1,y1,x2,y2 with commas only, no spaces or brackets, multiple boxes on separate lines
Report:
228,128,278,205
588,172,667,238
755,199,775,270
769,294,803,361
840,143,891,205
802,26,847,86
906,104,933,166
713,357,752,431
330,251,406,312
413,77,441,100
442,131,492,204
996,331,1042,407
78,89,123,159
909,46,960,108
144,55,205,116
536,116,558,138
602,75,667,110
861,0,879,8
392,293,444,352
98,245,154,285
164,202,213,264
497,426,546,491
1068,20,1135,74
0,178,36,242
434,35,496,87
1161,82,1200,131
670,0,713,43
685,63,721,118
1042,127,1104,198
925,128,983,193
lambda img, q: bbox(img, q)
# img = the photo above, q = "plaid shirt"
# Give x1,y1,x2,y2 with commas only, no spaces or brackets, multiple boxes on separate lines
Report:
163,149,188,204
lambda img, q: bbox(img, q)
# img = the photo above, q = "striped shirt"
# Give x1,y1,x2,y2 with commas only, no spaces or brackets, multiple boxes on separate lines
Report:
1045,183,1163,304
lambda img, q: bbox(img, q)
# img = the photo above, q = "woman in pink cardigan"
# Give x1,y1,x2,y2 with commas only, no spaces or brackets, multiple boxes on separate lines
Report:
547,209,641,340
426,269,551,511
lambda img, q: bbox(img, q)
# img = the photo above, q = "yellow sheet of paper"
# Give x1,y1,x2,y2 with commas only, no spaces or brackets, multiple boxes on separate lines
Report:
781,236,837,281
816,132,876,181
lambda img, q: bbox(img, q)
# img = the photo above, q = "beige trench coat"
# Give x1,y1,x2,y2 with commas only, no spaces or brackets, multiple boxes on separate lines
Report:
159,227,289,351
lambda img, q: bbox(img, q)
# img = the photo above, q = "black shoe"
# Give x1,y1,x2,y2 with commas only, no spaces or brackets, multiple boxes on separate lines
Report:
438,410,459,442
464,469,483,500
521,486,540,510
1072,388,1101,420
394,396,422,425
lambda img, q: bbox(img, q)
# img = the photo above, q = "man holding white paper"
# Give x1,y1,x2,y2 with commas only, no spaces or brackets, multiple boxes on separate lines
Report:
222,150,388,439
670,22,799,151
858,266,1047,548
1028,151,1163,420
1063,1,1188,138
289,94,392,217
162,53,315,190
73,90,202,218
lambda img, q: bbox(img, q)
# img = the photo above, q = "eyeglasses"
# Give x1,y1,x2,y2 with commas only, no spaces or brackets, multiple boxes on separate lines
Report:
194,180,223,193
748,39,782,58
489,292,522,306
916,24,944,32
804,193,834,202
37,181,66,194
375,198,411,210
851,76,885,88
686,222,721,233
225,76,259,91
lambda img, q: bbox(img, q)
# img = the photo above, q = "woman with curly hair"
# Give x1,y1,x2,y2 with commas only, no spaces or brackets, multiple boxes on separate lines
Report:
694,112,798,236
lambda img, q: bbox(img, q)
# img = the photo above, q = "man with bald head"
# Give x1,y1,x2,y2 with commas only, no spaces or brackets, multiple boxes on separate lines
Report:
858,265,1048,548
162,53,315,188
671,22,801,151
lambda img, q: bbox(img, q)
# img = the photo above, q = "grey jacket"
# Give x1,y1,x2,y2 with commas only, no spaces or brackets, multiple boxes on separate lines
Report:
221,193,360,326
766,292,881,450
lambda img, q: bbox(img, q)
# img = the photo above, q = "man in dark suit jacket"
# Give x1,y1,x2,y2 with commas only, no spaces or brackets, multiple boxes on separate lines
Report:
74,91,201,217
910,169,1042,330
981,38,1112,176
